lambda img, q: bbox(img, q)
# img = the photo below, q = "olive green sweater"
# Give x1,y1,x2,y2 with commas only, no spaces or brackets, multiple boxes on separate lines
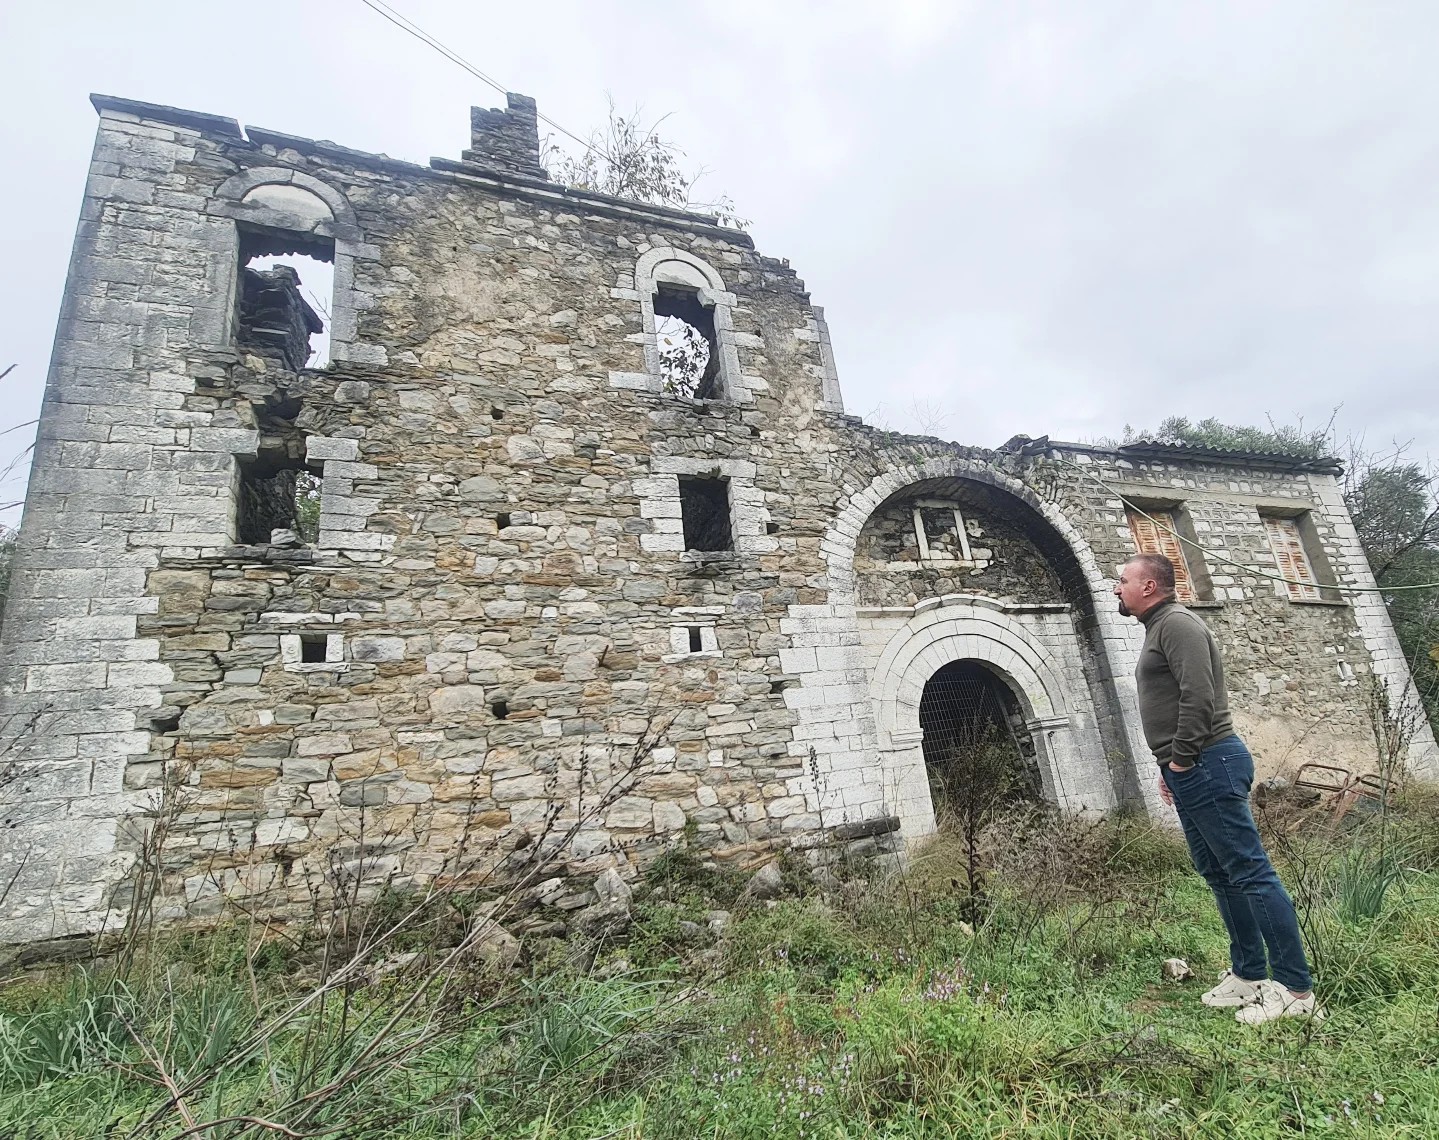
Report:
1135,600,1234,765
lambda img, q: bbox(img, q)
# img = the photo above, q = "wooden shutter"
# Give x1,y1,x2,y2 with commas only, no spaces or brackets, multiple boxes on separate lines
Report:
1263,516,1321,601
1126,509,1196,603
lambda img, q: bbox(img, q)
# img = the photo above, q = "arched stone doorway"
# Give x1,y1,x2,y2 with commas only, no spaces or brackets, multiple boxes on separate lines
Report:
864,595,1113,838
919,660,1041,826
782,455,1149,839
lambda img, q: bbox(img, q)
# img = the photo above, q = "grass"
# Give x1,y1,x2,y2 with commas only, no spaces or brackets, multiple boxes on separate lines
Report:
3,804,1439,1138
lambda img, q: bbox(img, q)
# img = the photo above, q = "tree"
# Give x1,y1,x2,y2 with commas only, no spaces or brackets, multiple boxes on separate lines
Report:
1344,444,1439,730
543,97,746,229
544,101,746,398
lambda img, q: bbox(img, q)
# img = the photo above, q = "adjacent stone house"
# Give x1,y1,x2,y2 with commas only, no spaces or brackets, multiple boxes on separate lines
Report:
1,93,1432,945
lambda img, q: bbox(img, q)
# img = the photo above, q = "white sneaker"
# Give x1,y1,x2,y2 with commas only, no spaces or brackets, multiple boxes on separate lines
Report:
1202,969,1261,1008
1235,979,1326,1025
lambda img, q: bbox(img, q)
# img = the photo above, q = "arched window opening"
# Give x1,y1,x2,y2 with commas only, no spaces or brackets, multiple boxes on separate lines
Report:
238,228,334,369
919,661,1040,827
654,284,720,399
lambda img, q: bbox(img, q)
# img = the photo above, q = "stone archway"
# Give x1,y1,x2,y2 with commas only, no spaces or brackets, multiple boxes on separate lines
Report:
780,455,1152,838
865,595,1113,839
920,660,1040,817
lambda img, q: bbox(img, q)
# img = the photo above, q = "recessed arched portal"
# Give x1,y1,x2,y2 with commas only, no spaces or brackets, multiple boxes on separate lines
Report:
919,660,1041,823
862,594,1115,839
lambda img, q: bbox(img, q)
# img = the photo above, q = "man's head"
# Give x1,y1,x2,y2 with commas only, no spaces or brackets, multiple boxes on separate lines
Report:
1115,553,1177,618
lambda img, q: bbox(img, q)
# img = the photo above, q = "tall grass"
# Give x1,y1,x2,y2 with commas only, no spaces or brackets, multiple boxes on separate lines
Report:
3,803,1438,1138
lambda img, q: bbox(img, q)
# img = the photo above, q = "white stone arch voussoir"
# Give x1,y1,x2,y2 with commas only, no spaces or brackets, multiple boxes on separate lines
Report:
868,598,1095,834
214,166,359,231
871,599,1069,750
634,245,728,294
824,455,1105,604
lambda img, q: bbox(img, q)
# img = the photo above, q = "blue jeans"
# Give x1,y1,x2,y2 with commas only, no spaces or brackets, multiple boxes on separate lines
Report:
1162,736,1313,993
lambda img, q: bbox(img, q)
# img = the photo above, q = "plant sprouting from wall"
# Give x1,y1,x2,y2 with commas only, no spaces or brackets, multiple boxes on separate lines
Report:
543,96,748,230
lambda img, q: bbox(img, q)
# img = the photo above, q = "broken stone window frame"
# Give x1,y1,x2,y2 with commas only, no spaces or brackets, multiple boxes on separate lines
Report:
611,247,747,403
235,453,322,545
654,284,720,399
912,499,974,563
206,167,379,368
238,232,332,370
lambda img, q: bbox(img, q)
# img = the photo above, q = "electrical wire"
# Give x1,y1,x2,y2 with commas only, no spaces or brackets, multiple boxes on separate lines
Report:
358,1,1435,597
1047,452,1439,595
358,0,601,157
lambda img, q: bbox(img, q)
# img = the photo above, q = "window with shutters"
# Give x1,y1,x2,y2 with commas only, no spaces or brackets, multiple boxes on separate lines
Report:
1262,515,1322,601
1126,508,1196,603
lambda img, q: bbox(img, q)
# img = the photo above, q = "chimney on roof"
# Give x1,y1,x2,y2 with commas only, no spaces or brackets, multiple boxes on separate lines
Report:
463,93,546,180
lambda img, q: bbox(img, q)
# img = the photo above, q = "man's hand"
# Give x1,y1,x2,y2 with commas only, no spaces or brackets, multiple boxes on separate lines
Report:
1158,771,1173,807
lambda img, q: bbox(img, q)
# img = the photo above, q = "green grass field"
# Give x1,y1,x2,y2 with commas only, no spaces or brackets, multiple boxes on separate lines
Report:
3,803,1437,1139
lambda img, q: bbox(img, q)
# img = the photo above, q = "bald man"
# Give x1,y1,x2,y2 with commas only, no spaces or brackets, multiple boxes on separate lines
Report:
1116,552,1321,1025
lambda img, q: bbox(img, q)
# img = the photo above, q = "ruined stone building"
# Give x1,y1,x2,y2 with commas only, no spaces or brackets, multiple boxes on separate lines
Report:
1,92,1433,946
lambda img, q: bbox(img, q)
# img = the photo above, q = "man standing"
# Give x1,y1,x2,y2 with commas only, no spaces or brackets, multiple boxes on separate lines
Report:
1115,552,1322,1024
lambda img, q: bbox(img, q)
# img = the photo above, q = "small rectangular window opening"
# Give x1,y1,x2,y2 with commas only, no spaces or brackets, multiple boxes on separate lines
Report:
496,512,511,529
299,634,328,664
654,285,720,399
492,700,510,720
238,229,335,369
679,476,733,552
238,457,321,545
688,626,704,653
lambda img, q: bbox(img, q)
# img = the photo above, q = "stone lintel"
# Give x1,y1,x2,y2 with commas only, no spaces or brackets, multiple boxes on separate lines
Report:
830,815,901,841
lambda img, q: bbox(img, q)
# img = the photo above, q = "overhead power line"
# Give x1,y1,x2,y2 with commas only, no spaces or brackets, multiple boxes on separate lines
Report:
359,2,1436,597
358,0,599,157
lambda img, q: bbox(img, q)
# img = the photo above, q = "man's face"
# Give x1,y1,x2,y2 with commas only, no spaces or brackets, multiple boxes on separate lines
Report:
1114,561,1153,619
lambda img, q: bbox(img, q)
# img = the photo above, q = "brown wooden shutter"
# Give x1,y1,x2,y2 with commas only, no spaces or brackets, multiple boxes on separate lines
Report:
1126,509,1195,603
1263,516,1320,601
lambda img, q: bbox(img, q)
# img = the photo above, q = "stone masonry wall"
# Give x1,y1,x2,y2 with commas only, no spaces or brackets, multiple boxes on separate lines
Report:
1037,444,1439,780
0,93,1432,946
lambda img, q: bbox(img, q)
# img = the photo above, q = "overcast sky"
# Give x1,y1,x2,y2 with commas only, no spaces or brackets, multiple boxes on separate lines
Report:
3,1,1437,527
